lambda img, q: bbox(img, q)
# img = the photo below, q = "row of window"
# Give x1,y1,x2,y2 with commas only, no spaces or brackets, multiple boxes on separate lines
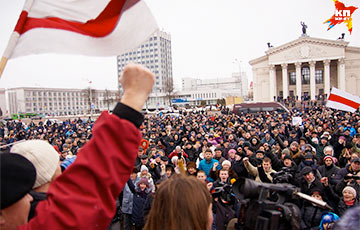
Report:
288,67,324,85
193,93,217,99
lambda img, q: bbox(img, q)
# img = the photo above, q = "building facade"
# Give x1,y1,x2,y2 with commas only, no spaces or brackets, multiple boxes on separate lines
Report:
117,29,173,108
1,87,118,116
250,36,360,102
174,73,249,105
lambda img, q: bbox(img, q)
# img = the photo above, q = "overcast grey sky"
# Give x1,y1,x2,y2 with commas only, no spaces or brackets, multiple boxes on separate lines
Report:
0,0,359,90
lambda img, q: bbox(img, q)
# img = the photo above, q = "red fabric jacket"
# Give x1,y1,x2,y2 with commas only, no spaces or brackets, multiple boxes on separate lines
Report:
168,150,189,160
20,109,142,229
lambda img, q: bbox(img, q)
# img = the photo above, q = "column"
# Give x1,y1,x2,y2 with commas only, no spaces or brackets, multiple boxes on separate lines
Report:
309,61,316,100
337,58,346,90
323,59,331,96
295,62,302,100
269,65,276,101
281,63,288,99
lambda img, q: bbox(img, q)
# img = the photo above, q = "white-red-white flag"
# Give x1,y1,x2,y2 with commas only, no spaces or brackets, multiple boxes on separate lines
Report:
3,0,158,59
326,87,360,113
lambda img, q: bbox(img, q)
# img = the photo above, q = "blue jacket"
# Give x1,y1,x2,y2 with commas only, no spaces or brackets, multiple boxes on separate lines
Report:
198,158,221,182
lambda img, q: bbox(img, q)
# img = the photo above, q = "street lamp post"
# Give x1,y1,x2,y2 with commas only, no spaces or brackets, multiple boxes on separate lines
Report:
233,58,243,99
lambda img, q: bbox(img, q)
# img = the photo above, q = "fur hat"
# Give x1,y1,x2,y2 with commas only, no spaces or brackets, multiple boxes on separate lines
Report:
343,186,357,198
222,160,231,167
140,165,149,173
0,153,36,209
228,149,236,154
11,140,60,189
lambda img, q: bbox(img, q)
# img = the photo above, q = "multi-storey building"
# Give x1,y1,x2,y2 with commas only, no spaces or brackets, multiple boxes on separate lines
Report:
1,87,118,116
117,29,173,108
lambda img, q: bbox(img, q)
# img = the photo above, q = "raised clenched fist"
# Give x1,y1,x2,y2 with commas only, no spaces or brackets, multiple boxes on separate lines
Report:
120,64,155,112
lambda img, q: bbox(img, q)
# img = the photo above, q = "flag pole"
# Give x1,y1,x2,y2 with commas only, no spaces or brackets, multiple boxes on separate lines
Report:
0,57,8,78
0,0,34,78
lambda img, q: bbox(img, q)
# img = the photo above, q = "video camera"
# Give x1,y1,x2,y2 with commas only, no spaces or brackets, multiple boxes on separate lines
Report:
231,178,332,230
271,167,294,184
212,182,235,205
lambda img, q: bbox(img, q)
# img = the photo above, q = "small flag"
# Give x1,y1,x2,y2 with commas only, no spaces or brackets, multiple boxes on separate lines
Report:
326,87,360,113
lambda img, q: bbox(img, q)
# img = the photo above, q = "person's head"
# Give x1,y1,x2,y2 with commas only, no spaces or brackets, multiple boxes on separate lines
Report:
228,149,236,158
214,148,222,158
311,189,323,201
0,153,36,229
187,162,197,175
145,175,212,230
140,155,149,164
138,177,149,191
204,149,213,161
283,155,292,167
221,160,231,170
175,146,181,153
10,140,61,191
290,142,299,151
196,170,207,183
255,150,265,160
351,157,360,172
185,142,192,149
246,148,254,157
138,147,144,157
323,146,334,156
323,156,335,167
302,166,315,183
320,213,339,230
130,167,139,181
219,169,229,182
320,136,328,145
262,157,272,172
165,165,174,178
140,165,149,176
160,156,169,165
342,186,356,202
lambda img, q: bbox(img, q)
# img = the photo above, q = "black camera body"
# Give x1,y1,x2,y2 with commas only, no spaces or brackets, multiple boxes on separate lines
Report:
272,167,294,184
232,178,301,230
212,183,236,205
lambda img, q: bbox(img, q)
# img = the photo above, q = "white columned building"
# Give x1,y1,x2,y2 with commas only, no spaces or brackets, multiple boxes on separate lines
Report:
250,36,360,102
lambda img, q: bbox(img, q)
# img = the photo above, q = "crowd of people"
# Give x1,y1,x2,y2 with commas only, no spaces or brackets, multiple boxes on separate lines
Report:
1,66,360,230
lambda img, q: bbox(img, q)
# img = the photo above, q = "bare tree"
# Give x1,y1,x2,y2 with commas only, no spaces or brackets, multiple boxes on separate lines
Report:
164,76,174,106
103,89,121,111
82,87,96,114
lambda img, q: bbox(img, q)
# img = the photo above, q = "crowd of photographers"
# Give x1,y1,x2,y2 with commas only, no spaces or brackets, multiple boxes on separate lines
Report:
1,103,360,230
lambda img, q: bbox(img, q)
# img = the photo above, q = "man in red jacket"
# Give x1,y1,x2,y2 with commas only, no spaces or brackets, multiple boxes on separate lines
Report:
0,64,155,230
